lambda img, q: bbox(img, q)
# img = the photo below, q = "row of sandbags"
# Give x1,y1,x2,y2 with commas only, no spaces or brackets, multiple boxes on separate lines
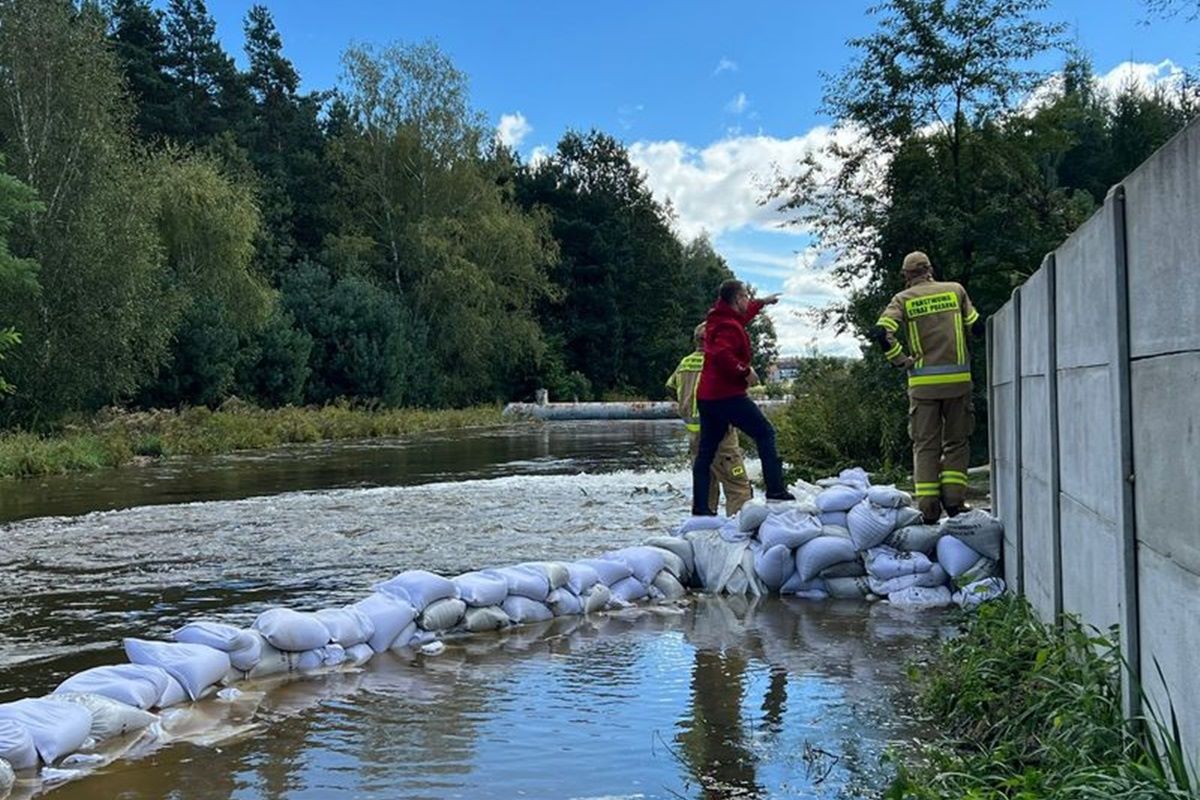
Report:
0,546,697,784
675,467,1007,610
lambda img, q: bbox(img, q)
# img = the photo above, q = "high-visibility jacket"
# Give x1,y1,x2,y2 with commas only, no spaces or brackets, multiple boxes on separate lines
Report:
875,276,980,400
666,351,705,431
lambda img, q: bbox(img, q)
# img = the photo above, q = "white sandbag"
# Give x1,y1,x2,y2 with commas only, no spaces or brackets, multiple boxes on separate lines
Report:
819,511,849,528
651,570,687,600
227,631,262,672
868,565,948,596
780,572,826,596
954,577,1006,608
172,622,256,653
54,664,171,711
866,485,911,508
501,596,554,624
825,576,872,599
157,675,189,707
795,536,858,582
646,547,688,580
942,510,1004,560
389,621,419,651
685,529,762,596
822,524,852,540
737,503,770,532
462,605,510,632
124,639,231,701
314,607,375,647
564,562,601,595
718,518,751,542
521,561,571,590
643,536,695,577
789,478,822,505
372,570,458,611
418,598,467,631
601,547,667,585
582,583,610,613
936,535,984,578
52,693,157,742
352,592,418,652
815,484,866,513
609,576,650,603
252,608,330,652
752,544,795,591
677,515,728,535
344,643,375,666
847,500,900,550
0,754,14,791
0,720,37,771
291,644,346,672
547,588,585,616
887,585,953,609
865,546,933,580
0,699,92,765
836,467,871,488
818,559,866,579
758,508,823,550
243,632,290,679
958,556,999,587
452,571,509,607
895,507,925,528
576,558,633,587
884,524,942,555
487,565,551,600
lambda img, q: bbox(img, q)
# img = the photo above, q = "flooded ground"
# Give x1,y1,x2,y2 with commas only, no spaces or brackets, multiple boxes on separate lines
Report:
0,422,948,798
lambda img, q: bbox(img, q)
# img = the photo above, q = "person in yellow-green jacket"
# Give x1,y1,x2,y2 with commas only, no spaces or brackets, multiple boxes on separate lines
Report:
869,251,985,524
666,322,753,516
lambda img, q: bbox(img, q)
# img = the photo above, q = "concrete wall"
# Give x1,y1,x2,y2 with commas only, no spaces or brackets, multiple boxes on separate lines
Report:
989,115,1200,754
1122,118,1200,755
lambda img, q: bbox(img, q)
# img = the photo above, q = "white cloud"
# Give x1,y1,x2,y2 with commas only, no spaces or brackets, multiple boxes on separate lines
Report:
1096,59,1185,96
528,145,551,169
496,112,532,148
725,92,750,114
628,128,856,240
713,57,738,76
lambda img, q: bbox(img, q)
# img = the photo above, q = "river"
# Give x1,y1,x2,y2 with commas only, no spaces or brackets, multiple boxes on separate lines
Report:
0,421,947,799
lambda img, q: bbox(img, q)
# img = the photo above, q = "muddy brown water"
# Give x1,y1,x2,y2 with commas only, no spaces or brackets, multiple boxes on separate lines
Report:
0,422,949,799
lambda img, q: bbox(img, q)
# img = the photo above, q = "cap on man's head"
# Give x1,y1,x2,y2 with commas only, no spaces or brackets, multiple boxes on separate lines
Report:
902,251,931,279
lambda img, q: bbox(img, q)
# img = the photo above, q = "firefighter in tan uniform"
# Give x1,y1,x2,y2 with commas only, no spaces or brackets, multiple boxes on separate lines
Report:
667,323,753,515
869,252,985,523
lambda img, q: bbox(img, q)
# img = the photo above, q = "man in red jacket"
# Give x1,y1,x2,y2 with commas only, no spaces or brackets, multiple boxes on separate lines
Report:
692,279,794,515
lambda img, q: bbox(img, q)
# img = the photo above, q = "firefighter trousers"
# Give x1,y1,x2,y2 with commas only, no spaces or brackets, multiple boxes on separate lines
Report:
689,428,753,515
909,392,974,522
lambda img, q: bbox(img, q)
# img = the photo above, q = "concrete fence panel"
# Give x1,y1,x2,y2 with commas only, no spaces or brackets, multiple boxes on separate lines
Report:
989,301,1020,590
1053,201,1123,635
1123,119,1200,755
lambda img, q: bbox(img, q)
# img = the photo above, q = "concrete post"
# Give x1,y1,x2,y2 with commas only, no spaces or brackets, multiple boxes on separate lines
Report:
1109,184,1142,719
1012,288,1024,594
1045,256,1064,621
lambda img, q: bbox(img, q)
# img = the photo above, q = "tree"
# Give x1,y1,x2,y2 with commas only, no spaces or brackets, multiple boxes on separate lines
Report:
162,0,252,144
107,0,175,139
0,0,174,424
331,42,556,405
0,162,41,396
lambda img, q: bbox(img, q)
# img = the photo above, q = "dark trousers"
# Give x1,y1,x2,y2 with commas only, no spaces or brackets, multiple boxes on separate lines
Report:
692,395,785,515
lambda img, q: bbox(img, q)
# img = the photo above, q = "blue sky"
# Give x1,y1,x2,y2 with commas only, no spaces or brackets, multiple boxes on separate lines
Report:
199,0,1199,355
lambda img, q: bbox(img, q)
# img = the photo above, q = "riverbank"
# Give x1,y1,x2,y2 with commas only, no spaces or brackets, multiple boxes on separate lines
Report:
0,403,508,480
886,596,1196,799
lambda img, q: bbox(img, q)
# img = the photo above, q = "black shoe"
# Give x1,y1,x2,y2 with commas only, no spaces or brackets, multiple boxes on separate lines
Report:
765,491,796,502
944,504,972,518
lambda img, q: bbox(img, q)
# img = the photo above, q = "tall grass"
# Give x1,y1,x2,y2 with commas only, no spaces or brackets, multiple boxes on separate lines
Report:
0,402,507,479
886,596,1197,799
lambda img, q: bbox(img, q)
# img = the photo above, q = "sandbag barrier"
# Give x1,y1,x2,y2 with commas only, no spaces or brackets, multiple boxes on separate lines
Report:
0,465,1004,791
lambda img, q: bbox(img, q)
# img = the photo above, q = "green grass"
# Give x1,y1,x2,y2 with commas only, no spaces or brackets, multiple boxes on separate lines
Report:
885,596,1197,799
0,402,508,480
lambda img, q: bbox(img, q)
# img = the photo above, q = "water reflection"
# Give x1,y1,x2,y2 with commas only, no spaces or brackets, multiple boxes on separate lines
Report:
31,599,946,800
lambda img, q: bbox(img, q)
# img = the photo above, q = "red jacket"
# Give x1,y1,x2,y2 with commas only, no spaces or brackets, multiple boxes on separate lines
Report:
698,298,764,400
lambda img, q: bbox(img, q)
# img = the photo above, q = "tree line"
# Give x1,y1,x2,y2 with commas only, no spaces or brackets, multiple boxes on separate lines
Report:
0,0,770,429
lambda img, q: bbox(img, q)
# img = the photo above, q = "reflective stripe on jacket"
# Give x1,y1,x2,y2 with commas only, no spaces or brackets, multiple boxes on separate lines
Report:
876,277,980,399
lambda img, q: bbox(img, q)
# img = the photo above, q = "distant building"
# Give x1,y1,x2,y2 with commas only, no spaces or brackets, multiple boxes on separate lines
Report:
772,356,803,382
